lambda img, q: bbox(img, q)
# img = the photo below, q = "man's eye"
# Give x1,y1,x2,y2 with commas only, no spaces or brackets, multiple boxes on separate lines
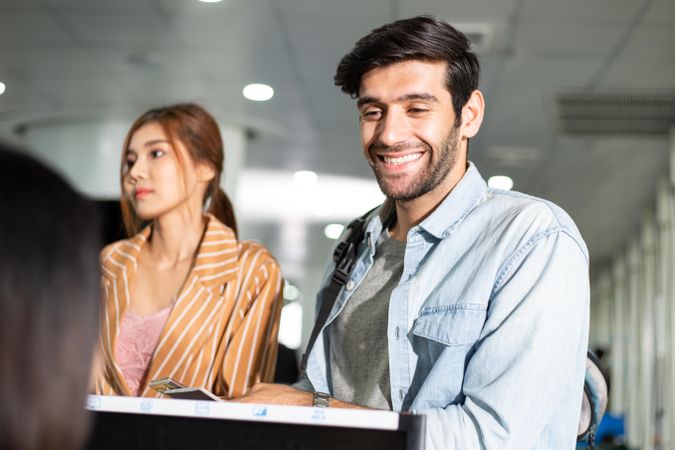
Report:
409,108,428,114
361,110,382,120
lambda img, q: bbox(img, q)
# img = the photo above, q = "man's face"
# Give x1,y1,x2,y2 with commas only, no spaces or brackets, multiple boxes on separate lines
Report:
357,60,461,201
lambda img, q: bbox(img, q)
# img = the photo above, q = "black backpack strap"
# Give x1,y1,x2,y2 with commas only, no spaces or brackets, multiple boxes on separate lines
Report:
300,209,375,373
577,350,610,448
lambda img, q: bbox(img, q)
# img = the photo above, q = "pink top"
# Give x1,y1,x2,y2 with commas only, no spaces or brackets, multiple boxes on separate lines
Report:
115,303,173,396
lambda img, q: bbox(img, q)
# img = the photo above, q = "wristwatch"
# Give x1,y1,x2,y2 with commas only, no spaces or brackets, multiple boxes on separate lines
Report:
312,391,331,408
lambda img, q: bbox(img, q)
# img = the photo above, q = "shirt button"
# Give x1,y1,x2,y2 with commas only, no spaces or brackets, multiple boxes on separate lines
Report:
346,280,354,290
399,389,405,400
395,327,401,339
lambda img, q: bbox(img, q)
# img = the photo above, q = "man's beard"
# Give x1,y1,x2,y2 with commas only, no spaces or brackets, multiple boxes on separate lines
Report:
370,125,460,201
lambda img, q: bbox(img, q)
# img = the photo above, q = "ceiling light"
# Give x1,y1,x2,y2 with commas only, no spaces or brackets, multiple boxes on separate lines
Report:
293,170,318,185
488,175,514,191
198,0,222,3
243,83,274,102
324,224,344,240
0,82,5,95
283,283,300,301
236,170,385,222
278,302,303,349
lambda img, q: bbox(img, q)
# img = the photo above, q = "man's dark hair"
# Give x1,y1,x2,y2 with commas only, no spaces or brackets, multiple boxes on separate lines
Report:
334,15,480,119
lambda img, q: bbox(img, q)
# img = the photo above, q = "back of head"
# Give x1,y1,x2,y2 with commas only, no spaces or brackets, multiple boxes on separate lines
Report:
334,15,481,119
119,103,238,237
0,144,101,450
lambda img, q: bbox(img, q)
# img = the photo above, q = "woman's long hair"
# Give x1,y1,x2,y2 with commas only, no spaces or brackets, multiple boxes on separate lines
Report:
119,103,238,237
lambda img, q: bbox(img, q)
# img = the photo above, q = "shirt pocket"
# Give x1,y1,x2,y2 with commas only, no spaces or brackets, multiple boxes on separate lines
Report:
407,304,488,409
411,303,487,346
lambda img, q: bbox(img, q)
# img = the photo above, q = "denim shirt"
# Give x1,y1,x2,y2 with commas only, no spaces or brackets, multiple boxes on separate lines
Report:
301,163,590,450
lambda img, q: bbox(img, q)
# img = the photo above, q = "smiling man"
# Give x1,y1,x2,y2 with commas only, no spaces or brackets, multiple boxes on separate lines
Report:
239,15,590,450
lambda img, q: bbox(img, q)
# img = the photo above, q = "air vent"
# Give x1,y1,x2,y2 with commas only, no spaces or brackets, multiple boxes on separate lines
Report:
485,146,541,168
556,93,675,136
452,22,493,53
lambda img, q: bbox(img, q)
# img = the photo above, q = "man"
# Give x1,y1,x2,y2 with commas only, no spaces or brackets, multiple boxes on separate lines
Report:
240,15,589,450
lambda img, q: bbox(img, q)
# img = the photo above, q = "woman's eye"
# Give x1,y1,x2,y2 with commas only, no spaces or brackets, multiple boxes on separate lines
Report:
124,155,136,169
150,149,166,158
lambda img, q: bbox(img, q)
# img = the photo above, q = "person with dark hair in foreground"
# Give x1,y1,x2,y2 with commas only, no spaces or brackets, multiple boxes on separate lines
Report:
0,145,101,450
92,103,283,398
237,16,589,450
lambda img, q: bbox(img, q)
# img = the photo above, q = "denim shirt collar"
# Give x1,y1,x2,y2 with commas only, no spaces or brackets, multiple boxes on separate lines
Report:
420,162,487,239
369,162,488,241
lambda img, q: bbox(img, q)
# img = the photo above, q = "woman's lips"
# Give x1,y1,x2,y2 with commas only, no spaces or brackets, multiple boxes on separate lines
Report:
134,188,153,199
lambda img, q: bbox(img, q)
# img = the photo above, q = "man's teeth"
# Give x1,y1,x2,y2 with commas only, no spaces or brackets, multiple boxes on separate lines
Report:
383,153,422,165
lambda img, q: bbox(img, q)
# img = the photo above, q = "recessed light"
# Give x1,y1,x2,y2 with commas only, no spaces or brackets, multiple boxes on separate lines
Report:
487,175,514,191
0,82,5,95
243,83,274,101
283,284,300,301
292,170,318,185
324,224,345,240
278,302,303,349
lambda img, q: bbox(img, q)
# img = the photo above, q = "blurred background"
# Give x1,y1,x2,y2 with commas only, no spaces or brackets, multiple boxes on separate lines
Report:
1,0,674,447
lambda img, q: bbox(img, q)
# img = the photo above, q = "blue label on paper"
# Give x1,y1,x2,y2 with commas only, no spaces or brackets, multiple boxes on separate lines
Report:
311,409,326,421
195,402,211,415
86,396,101,409
253,406,268,417
140,400,153,411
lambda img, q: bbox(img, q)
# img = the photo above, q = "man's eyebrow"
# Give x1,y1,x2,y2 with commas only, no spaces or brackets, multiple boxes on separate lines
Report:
357,96,379,108
357,93,439,108
398,93,439,103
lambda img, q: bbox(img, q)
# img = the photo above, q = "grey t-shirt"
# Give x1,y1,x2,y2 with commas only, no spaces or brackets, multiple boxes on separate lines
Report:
328,230,405,410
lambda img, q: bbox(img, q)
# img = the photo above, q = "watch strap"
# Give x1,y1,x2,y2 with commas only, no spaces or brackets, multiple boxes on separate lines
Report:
312,391,331,408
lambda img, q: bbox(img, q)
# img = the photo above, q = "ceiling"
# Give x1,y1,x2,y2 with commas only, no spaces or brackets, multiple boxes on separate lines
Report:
1,0,675,294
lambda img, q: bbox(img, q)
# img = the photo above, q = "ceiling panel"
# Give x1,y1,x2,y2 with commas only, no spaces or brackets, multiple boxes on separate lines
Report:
41,0,153,7
615,25,675,62
282,0,390,19
520,0,644,23
0,73,44,115
59,10,181,47
0,9,73,44
600,61,675,90
399,0,520,21
155,0,273,18
0,1,44,9
643,0,675,24
169,14,283,50
512,20,627,57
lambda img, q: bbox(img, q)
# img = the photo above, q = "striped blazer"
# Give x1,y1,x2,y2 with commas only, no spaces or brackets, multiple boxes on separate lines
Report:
95,215,284,398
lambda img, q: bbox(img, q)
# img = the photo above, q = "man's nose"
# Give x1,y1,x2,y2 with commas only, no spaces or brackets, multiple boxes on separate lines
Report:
376,110,411,148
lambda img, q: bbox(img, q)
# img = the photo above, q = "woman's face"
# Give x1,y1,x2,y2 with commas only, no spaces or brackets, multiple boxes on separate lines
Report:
123,122,209,221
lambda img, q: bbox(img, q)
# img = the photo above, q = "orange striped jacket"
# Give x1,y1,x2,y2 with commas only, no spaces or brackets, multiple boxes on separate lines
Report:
94,215,284,398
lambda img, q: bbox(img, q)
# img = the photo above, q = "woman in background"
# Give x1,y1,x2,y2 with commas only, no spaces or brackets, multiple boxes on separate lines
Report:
0,144,101,450
94,103,283,398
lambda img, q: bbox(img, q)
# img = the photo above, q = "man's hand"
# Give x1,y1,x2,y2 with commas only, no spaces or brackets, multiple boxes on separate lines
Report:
236,383,313,406
235,383,369,410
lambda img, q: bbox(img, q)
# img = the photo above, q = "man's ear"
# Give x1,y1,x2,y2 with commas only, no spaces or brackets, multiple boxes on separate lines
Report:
196,163,216,183
460,90,485,139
